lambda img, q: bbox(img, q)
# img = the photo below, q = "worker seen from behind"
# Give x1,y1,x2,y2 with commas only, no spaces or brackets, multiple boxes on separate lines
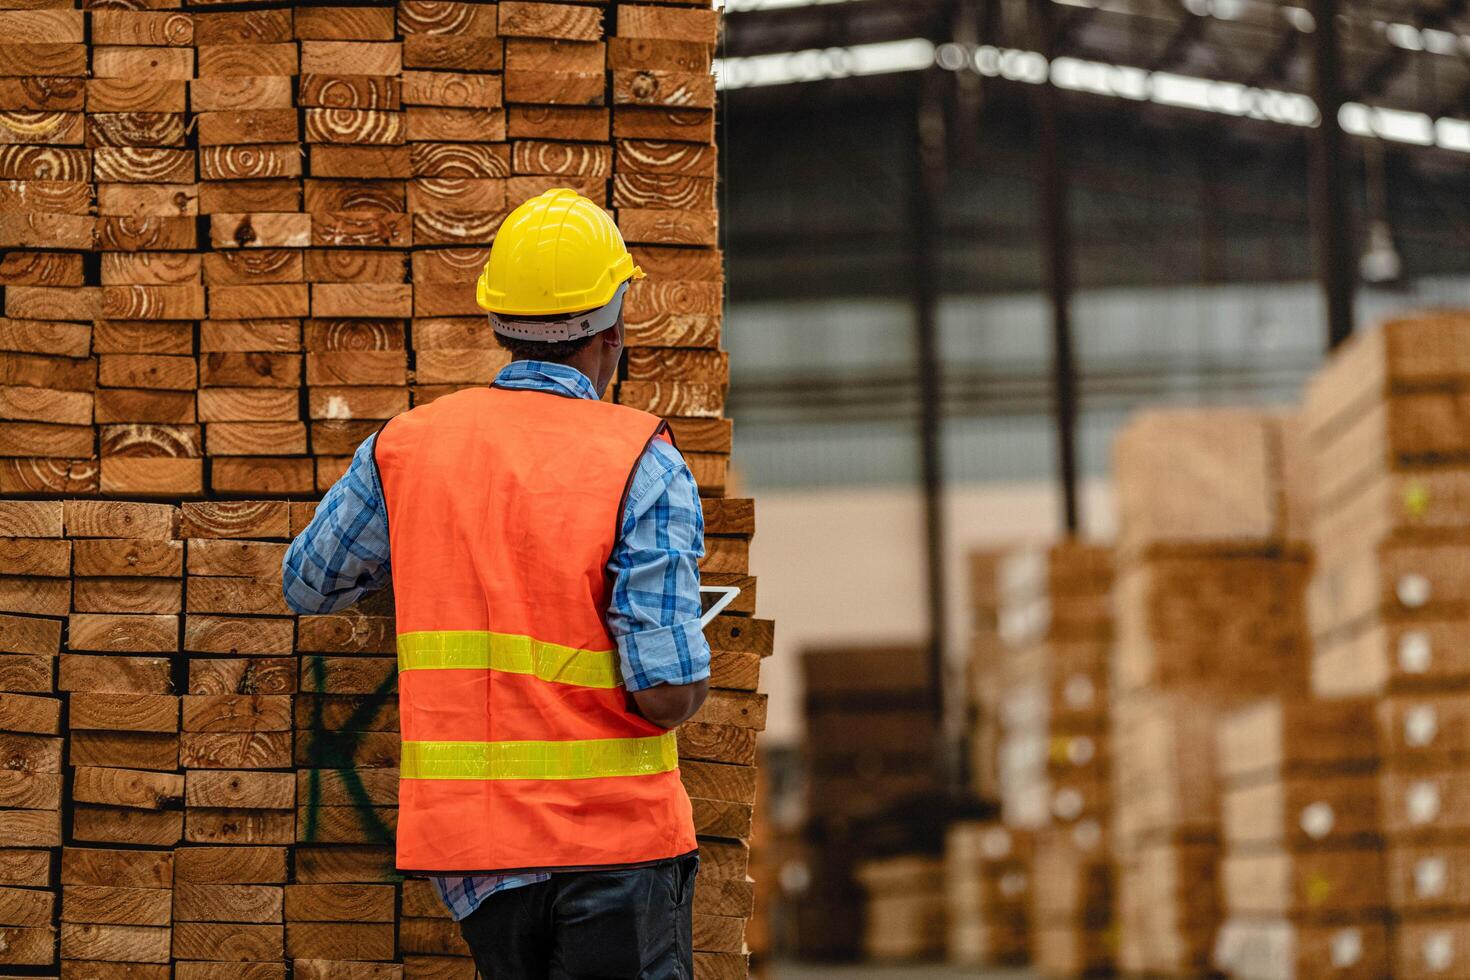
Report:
282,188,710,979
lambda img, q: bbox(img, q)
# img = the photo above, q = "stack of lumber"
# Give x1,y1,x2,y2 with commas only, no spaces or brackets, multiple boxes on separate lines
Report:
0,6,95,495
1110,408,1313,977
991,542,1114,975
196,3,310,497
944,821,1031,966
179,501,295,974
854,855,946,961
0,2,760,976
964,549,1005,804
1301,313,1470,978
0,501,66,969
995,541,1113,836
803,645,938,823
95,8,202,498
1214,698,1388,979
1032,822,1113,976
795,644,938,960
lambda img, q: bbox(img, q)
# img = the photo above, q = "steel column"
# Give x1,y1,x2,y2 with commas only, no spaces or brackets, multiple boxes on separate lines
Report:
1031,0,1081,534
912,69,950,750
1309,0,1356,349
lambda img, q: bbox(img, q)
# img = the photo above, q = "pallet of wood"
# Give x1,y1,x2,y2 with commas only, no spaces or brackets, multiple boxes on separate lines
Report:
1110,407,1313,977
854,855,946,962
1031,824,1113,977
995,542,1112,836
0,6,96,498
964,549,1006,804
944,821,1031,966
1299,313,1470,977
1303,313,1470,697
1214,697,1386,980
802,644,938,823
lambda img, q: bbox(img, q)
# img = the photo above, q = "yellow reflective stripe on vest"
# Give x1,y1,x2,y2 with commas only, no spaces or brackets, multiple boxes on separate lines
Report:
397,631,621,689
400,733,679,781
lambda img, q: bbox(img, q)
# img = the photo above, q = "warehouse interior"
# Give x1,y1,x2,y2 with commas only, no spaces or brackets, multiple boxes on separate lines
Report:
717,0,1470,974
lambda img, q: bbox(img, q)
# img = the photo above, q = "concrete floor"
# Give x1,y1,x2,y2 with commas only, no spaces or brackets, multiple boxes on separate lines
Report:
771,964,1038,979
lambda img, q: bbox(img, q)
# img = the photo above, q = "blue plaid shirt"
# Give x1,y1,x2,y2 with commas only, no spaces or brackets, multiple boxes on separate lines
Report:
281,360,711,921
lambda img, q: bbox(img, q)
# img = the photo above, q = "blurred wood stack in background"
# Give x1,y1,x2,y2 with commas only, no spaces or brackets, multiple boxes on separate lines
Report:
1303,313,1470,977
944,821,1032,966
795,644,938,960
1110,408,1313,977
854,854,946,962
1214,697,1388,980
0,1,760,976
964,549,1005,805
992,541,1114,974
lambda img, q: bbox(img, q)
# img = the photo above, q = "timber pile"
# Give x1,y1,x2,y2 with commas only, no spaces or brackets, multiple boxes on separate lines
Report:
944,821,1031,966
854,855,946,961
794,645,939,960
1110,408,1312,977
1214,698,1388,980
993,542,1115,975
0,2,760,976
964,549,1005,805
1301,313,1470,978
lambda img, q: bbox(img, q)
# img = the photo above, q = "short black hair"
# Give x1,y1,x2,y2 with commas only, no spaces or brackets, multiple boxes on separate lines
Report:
493,331,597,362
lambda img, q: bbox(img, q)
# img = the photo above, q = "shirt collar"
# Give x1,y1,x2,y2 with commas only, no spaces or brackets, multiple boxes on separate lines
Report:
492,360,599,401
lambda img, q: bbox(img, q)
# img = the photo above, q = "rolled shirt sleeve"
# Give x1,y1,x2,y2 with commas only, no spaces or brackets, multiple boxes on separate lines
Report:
606,437,712,692
282,433,393,615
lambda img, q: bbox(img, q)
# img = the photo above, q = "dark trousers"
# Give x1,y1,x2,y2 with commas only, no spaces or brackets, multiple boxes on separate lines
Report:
458,855,698,979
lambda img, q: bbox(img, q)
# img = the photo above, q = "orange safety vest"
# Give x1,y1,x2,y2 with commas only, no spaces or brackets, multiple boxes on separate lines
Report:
374,384,699,875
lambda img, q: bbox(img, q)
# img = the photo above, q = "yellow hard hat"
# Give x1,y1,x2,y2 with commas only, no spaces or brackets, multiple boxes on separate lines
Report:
476,188,645,318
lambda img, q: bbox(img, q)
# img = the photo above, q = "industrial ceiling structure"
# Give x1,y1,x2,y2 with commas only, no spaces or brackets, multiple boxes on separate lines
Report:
711,0,1470,723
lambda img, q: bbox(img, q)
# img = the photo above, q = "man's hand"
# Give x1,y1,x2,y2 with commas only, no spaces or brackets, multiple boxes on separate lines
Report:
631,679,709,729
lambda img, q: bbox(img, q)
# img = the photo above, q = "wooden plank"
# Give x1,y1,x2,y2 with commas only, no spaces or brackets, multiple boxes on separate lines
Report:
618,6,718,45
170,921,284,962
174,846,286,885
65,501,176,540
184,615,294,655
284,884,395,922
185,770,294,810
189,658,297,697
62,884,173,926
180,732,292,771
182,695,292,733
71,731,179,772
69,692,178,732
59,654,173,695
295,7,396,41
0,693,60,734
67,613,178,654
72,766,184,811
0,614,59,657
173,883,283,924
499,3,601,40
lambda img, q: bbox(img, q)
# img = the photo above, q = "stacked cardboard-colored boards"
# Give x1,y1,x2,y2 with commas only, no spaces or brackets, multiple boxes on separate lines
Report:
853,855,946,961
0,1,760,976
964,548,1005,805
944,821,1032,966
794,645,939,959
992,542,1114,976
1110,408,1312,977
1302,313,1470,978
1214,697,1388,979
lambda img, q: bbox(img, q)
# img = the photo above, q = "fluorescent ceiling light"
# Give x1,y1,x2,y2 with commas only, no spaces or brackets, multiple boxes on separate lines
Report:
715,39,1470,153
716,38,934,89
722,0,871,11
